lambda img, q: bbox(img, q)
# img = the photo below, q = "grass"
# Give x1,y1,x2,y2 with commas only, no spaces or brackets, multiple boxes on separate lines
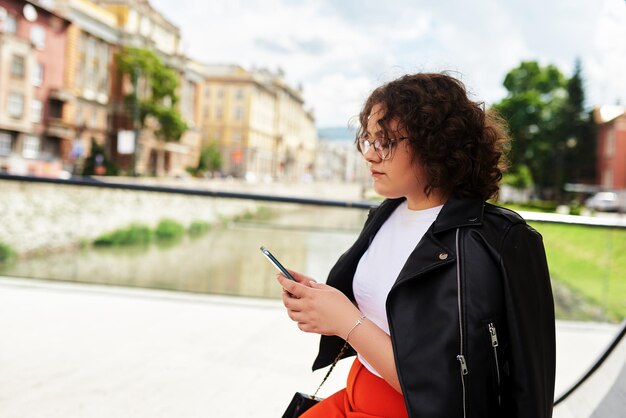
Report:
93,219,209,247
94,224,154,246
233,206,277,222
529,222,626,322
0,241,15,264
155,219,185,241
188,221,211,236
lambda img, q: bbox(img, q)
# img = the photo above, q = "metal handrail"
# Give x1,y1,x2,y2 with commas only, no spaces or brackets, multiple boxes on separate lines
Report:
2,173,626,229
0,174,377,209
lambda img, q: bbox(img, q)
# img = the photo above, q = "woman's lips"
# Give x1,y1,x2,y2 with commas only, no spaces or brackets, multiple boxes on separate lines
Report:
371,170,384,178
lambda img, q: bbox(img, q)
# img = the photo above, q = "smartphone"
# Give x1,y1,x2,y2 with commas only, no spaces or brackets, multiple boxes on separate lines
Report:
260,246,297,281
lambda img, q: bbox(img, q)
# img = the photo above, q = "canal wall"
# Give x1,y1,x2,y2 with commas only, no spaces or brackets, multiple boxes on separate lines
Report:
0,178,365,255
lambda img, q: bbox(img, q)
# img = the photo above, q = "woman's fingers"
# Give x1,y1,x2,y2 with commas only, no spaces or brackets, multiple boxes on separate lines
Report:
286,269,316,286
277,274,308,298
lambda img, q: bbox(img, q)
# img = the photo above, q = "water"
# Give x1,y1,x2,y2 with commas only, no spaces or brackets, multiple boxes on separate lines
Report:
0,207,368,299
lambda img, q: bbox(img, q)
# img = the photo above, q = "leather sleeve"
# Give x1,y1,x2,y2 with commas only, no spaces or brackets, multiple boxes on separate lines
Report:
500,223,556,417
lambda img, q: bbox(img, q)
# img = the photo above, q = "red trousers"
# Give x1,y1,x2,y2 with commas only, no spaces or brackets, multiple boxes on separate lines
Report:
301,357,408,418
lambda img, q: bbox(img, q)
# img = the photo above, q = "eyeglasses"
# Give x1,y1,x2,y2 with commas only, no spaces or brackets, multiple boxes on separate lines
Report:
357,136,408,160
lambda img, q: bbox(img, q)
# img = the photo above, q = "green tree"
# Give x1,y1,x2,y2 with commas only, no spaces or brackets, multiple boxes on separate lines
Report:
495,60,596,200
116,47,187,176
494,61,568,197
82,138,119,176
195,142,223,176
557,60,596,191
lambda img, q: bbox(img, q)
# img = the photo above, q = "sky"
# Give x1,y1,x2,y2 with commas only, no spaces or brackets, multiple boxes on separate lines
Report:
151,0,626,128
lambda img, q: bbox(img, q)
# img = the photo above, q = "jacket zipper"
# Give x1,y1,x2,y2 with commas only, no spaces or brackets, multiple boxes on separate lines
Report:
455,228,468,418
488,322,501,405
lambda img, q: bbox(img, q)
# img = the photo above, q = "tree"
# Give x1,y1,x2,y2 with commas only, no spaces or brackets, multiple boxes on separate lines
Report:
116,47,187,176
494,60,596,200
192,142,223,176
557,60,596,190
494,61,568,197
82,138,119,176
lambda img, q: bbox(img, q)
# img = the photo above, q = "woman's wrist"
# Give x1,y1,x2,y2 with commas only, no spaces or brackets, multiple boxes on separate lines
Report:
344,313,367,342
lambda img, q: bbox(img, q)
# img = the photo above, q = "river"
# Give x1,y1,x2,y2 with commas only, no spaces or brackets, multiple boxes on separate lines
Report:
0,206,368,299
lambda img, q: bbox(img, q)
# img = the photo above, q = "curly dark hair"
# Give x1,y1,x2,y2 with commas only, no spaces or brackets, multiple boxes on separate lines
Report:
356,73,510,200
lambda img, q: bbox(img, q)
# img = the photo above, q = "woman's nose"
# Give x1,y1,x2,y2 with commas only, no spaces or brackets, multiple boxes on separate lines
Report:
363,145,380,163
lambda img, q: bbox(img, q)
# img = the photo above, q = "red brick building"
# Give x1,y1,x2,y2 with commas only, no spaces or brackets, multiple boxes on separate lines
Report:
0,0,70,176
594,106,626,189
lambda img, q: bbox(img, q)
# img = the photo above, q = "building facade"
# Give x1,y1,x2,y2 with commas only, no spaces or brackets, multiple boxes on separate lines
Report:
2,0,317,179
99,0,196,176
53,0,118,174
0,0,70,176
199,65,318,180
594,105,626,189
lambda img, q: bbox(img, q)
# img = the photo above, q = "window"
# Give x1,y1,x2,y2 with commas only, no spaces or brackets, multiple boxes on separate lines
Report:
8,93,24,118
75,102,84,125
217,88,224,99
602,169,613,189
89,106,97,128
33,63,44,86
0,132,12,156
30,25,46,49
204,87,211,97
605,130,616,158
235,88,245,100
23,135,40,159
3,13,17,34
31,100,43,123
11,55,25,78
49,99,63,119
98,43,110,92
234,107,244,120
232,131,242,143
215,107,223,119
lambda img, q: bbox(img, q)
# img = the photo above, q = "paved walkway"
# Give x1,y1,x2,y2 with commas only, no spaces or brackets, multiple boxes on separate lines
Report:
0,277,620,418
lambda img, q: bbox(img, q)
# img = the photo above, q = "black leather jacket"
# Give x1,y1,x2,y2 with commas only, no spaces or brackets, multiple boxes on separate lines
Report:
312,196,556,418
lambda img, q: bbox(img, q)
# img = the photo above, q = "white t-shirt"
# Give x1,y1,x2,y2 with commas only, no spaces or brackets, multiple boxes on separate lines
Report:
353,200,442,377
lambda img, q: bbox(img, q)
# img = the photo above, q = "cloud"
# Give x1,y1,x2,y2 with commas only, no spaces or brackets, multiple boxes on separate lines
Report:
154,0,626,126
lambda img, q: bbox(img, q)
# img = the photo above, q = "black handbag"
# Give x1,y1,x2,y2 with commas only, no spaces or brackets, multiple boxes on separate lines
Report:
282,392,323,418
282,342,349,418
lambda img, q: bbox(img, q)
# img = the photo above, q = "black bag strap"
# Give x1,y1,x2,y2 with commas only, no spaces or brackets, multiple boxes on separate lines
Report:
313,341,349,398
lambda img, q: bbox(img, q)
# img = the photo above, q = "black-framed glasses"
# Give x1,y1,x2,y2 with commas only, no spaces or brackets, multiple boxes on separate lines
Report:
357,136,408,160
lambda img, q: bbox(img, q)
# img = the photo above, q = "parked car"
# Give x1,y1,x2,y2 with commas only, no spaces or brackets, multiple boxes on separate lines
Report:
585,192,620,212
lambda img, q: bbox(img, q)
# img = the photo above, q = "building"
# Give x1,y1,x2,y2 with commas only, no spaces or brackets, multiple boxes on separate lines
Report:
199,64,317,180
2,0,316,179
53,0,118,174
315,126,368,183
594,105,626,189
99,0,198,176
0,0,71,176
172,57,202,176
273,75,317,181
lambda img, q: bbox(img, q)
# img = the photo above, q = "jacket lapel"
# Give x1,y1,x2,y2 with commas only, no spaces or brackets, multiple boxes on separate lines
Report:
392,196,485,289
328,196,486,294
392,228,455,289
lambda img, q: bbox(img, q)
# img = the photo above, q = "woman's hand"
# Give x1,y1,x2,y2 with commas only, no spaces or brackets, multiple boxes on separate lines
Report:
277,271,402,393
277,272,361,338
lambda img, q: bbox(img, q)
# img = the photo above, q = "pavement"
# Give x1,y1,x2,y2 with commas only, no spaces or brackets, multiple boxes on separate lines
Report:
0,276,620,418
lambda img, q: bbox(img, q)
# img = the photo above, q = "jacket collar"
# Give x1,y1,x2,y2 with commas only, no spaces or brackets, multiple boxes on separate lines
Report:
432,195,485,233
375,195,485,234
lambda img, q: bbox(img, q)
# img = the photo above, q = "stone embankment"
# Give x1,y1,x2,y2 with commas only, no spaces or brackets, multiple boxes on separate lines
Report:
0,177,365,255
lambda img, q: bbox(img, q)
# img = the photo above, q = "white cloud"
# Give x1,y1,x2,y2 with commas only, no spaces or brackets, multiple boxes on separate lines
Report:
153,0,626,126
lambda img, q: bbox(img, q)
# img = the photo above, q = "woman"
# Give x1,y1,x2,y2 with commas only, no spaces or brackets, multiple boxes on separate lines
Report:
277,73,556,418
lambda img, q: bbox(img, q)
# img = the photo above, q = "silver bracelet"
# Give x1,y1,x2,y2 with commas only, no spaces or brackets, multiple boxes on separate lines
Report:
345,314,367,342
